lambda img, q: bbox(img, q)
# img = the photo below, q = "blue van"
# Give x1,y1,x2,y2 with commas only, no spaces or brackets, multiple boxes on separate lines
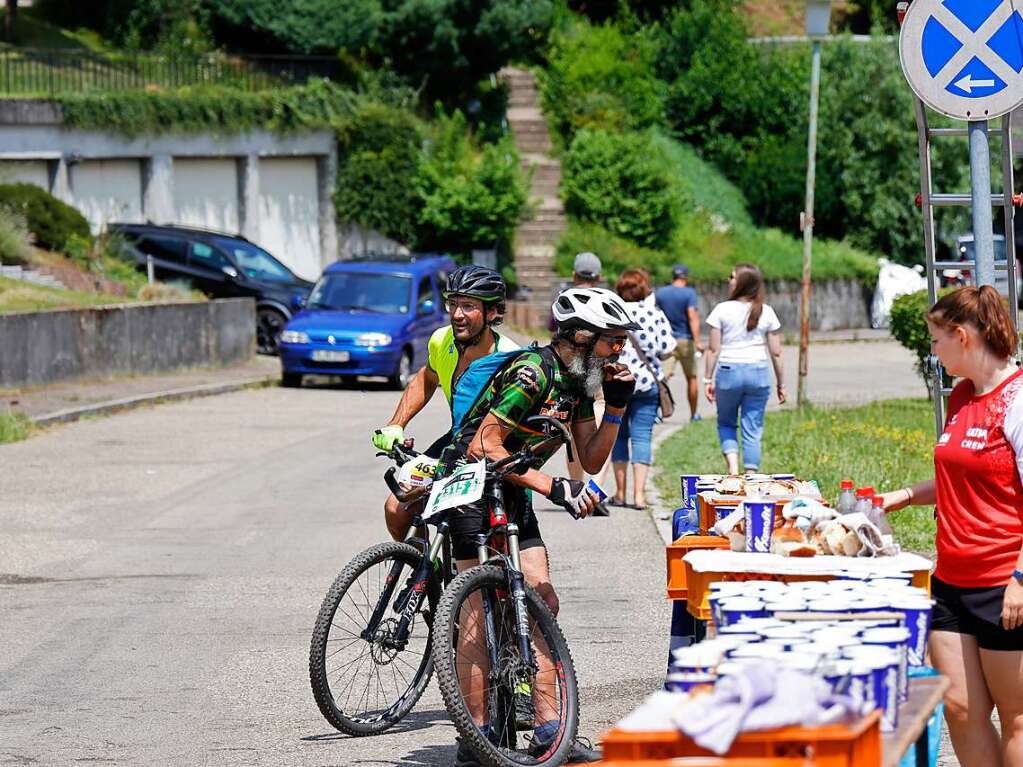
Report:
278,254,456,389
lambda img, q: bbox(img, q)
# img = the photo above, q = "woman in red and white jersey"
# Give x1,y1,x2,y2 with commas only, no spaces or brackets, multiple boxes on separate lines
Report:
881,286,1023,767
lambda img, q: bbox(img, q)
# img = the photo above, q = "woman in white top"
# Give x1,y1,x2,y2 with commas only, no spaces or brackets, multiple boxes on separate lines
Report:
702,263,786,474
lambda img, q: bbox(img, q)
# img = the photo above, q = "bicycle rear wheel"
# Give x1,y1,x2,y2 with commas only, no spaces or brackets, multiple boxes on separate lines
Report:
309,541,437,735
432,564,579,767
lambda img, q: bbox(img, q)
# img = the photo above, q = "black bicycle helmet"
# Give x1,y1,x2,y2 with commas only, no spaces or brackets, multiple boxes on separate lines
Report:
443,265,506,303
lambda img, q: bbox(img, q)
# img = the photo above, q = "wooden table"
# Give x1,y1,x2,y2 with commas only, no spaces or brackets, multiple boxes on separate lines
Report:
882,675,949,767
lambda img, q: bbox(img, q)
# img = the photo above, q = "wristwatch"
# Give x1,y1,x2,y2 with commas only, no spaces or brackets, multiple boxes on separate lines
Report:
702,378,713,385
1013,569,1023,585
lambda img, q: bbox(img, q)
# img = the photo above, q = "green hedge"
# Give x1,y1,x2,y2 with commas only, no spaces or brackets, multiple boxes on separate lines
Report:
0,183,92,254
57,80,369,136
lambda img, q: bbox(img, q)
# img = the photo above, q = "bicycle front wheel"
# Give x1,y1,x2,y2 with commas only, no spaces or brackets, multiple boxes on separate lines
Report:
432,564,579,767
309,541,437,736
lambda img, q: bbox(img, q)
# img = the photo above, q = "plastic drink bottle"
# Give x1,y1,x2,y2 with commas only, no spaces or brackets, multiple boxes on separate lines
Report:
837,479,856,515
870,494,893,535
854,487,874,517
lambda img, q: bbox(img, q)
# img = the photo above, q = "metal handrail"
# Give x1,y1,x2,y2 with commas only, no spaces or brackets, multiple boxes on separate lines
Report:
0,47,344,95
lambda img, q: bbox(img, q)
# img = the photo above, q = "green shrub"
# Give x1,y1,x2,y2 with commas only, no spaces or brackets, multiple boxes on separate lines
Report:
334,104,424,246
0,206,35,266
0,184,91,254
414,111,528,255
561,129,679,249
539,18,663,143
889,289,951,384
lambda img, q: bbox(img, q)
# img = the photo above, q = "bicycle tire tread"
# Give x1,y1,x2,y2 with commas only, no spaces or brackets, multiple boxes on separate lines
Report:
308,540,436,736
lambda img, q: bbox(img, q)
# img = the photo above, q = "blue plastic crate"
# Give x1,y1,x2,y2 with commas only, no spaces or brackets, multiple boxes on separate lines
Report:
898,666,943,767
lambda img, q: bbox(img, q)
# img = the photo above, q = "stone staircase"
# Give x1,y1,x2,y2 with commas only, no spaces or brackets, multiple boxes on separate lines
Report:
500,67,565,327
1,264,65,289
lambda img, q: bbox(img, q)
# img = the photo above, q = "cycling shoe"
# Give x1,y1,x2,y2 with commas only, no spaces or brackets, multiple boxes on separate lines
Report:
454,737,482,767
529,735,602,763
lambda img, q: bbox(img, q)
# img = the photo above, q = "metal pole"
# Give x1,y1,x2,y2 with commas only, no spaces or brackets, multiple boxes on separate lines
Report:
969,120,995,287
146,255,154,285
798,39,822,407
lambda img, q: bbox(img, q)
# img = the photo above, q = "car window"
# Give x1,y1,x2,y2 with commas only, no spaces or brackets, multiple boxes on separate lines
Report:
189,242,230,271
416,276,434,313
213,237,293,282
436,269,449,294
135,235,186,263
307,272,411,314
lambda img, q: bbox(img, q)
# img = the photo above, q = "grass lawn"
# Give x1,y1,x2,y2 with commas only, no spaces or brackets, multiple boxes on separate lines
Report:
0,410,33,444
654,399,938,555
0,276,129,313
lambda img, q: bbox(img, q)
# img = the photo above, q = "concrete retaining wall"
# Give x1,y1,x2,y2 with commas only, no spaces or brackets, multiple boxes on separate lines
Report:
695,279,872,332
0,298,255,388
509,278,872,332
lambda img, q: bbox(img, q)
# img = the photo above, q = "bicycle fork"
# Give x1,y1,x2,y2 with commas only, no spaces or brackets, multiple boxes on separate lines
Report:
362,522,448,650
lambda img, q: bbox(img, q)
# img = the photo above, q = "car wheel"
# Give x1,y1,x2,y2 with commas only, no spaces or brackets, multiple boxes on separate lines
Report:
388,350,413,390
281,372,303,388
257,308,287,356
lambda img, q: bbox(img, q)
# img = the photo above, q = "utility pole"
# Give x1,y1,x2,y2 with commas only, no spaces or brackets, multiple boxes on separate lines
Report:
4,0,17,43
798,0,831,407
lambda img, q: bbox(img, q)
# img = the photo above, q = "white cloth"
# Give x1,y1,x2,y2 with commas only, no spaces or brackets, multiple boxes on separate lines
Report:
706,300,781,364
619,300,674,393
1004,379,1023,486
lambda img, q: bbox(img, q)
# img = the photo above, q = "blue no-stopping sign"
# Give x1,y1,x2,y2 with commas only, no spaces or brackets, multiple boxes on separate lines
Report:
901,0,1023,120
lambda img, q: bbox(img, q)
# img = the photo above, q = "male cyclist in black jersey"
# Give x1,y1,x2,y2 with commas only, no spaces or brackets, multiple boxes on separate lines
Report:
444,286,639,765
372,265,518,540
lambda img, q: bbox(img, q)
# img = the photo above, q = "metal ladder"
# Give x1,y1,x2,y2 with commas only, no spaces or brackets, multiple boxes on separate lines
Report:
912,100,1021,435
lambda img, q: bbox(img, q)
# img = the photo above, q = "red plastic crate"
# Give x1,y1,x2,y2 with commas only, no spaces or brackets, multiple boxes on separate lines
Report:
600,710,882,767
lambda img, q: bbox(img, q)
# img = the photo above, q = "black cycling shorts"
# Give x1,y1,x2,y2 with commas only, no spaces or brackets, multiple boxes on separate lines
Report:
423,430,452,459
449,482,544,561
931,575,1023,651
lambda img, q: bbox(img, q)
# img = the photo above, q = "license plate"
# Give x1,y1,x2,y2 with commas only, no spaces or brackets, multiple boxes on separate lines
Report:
311,350,350,362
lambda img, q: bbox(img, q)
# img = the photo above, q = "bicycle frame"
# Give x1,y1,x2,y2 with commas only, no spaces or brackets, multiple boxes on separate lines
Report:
360,507,452,651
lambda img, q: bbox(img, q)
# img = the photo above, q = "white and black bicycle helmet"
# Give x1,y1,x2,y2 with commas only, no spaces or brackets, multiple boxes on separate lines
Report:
552,287,640,335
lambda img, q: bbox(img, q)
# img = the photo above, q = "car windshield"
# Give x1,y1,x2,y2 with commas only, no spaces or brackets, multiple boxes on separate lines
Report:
959,238,1008,262
307,272,411,314
214,238,294,282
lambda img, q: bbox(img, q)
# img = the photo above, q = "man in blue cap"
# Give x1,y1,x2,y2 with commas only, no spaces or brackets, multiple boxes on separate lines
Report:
655,264,703,421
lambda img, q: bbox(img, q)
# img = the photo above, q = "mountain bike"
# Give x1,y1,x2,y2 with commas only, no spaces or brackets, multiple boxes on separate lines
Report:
308,439,452,735
430,418,582,767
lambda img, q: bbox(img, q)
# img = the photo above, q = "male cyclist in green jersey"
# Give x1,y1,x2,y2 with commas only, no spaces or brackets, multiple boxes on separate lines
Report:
372,265,518,540
443,286,639,765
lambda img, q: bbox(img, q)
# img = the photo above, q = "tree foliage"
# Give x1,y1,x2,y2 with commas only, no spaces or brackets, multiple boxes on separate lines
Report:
334,104,423,246
655,0,964,264
413,111,528,253
539,18,663,144
207,0,382,54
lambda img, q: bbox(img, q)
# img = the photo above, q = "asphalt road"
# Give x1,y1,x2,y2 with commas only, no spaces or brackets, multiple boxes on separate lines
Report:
0,382,668,766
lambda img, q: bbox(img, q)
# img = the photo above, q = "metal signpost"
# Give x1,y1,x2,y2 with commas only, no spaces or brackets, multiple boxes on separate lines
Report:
899,0,1023,434
798,0,832,407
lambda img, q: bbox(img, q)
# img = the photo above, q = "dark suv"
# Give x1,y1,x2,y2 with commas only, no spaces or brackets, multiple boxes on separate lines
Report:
110,223,315,354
